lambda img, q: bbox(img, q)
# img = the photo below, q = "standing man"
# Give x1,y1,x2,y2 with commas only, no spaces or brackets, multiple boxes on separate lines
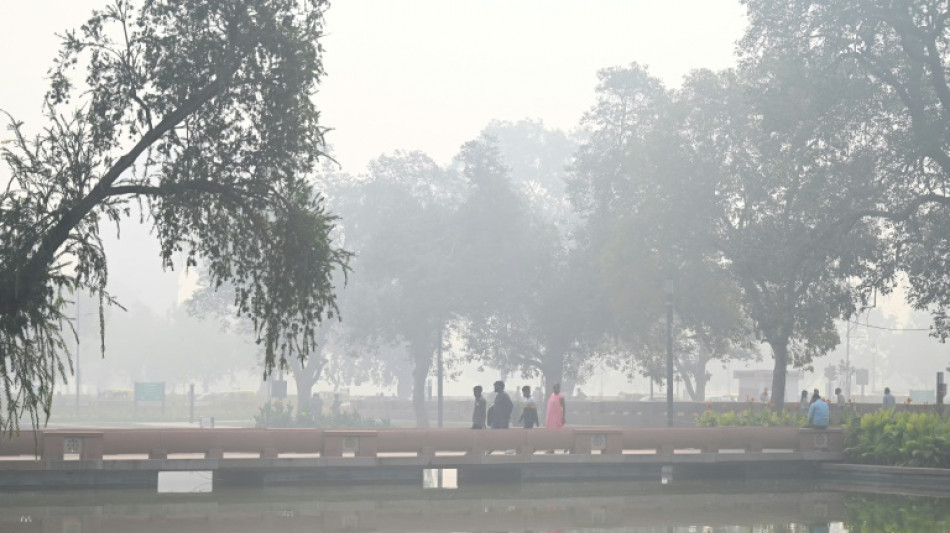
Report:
489,381,513,429
883,387,896,409
471,385,486,429
760,387,770,403
546,383,566,429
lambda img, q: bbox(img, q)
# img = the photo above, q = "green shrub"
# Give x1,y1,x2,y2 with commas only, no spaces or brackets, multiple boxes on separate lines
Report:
255,400,390,429
254,400,296,428
845,409,950,467
696,407,806,427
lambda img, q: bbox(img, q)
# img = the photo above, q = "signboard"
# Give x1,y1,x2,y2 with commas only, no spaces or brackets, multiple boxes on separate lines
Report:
910,389,935,404
855,369,869,386
135,382,165,403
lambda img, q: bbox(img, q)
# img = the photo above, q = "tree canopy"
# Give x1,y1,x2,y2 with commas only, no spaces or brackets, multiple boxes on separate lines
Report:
0,0,348,435
741,0,950,341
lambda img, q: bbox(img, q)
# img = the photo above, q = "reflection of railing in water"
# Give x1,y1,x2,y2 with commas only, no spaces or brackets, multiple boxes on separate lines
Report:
0,484,848,532
0,427,846,489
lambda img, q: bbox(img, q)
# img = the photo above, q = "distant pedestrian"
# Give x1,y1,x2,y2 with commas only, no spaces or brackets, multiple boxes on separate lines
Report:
518,386,539,429
807,395,830,429
331,393,341,417
811,389,821,404
472,385,486,429
546,383,566,429
489,381,513,429
835,387,846,424
883,387,896,409
311,393,324,417
798,390,809,414
760,388,770,403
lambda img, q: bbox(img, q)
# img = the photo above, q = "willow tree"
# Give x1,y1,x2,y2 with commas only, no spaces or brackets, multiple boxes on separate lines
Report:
0,0,349,436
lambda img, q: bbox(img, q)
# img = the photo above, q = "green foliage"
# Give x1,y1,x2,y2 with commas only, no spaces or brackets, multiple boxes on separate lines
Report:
255,400,390,429
696,407,806,427
844,409,950,468
567,60,876,409
740,0,950,341
254,400,297,428
1,0,348,437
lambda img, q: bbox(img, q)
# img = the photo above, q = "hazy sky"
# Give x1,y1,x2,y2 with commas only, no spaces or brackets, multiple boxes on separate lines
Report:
0,0,750,310
1,1,747,172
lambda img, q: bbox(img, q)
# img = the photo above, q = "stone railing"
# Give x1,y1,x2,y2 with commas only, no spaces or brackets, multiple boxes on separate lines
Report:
0,426,844,461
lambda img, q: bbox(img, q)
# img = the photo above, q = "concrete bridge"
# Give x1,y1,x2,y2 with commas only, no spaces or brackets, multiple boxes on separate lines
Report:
0,426,845,489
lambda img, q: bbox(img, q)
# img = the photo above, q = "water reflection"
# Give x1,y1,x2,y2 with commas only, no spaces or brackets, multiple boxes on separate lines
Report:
0,480,946,532
843,493,950,533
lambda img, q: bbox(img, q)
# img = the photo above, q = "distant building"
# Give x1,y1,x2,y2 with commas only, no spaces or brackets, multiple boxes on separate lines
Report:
733,370,801,403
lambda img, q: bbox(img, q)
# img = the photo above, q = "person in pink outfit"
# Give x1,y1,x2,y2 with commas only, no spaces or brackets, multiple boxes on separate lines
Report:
545,383,566,429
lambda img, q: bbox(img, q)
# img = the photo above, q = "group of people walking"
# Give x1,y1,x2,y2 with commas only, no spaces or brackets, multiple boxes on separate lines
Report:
471,381,566,429
799,385,898,429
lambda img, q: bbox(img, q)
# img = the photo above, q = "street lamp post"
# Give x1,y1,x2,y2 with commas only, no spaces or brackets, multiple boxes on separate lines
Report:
75,298,81,414
437,330,444,429
665,276,674,427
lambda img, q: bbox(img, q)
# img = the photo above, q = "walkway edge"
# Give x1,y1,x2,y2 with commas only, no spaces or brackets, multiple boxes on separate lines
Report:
821,463,950,493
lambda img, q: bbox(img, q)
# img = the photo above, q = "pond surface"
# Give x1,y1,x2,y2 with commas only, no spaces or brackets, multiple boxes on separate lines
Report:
1,479,948,532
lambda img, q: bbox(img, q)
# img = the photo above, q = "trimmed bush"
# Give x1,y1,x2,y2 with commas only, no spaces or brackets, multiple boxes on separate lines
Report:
697,407,806,427
844,409,950,468
254,400,390,429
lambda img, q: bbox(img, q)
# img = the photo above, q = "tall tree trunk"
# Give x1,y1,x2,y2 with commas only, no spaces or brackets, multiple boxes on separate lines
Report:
769,338,790,410
683,346,712,402
411,347,432,428
694,361,708,402
395,366,412,399
293,369,317,415
289,356,324,416
673,356,695,401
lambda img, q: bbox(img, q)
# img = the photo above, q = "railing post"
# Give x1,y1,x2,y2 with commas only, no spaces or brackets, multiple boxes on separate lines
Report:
41,431,103,461
324,430,378,457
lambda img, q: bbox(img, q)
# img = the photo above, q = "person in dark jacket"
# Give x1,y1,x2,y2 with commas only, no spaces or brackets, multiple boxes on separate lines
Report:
489,381,513,429
471,385,487,429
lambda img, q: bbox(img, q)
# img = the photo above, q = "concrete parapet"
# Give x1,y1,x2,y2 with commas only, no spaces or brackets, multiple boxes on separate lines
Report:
323,430,378,457
41,431,104,460
798,427,845,452
573,428,623,454
0,426,850,490
2,426,848,460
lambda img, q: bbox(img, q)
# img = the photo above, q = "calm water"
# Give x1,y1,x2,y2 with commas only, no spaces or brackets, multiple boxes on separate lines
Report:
2,478,948,533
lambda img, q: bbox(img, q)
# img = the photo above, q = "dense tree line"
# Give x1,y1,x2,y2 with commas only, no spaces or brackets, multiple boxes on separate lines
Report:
5,0,950,432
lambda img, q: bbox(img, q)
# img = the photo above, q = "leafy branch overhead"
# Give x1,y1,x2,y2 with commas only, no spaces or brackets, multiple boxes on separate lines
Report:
0,0,348,436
